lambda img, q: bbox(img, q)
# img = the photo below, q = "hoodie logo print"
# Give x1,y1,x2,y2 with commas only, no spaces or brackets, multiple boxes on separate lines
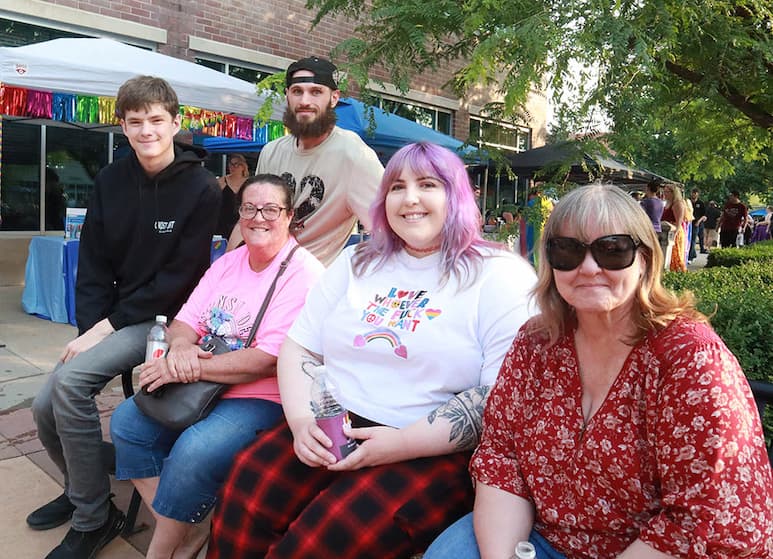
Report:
155,220,176,234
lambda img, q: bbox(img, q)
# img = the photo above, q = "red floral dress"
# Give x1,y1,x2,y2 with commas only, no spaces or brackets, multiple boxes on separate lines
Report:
471,318,773,558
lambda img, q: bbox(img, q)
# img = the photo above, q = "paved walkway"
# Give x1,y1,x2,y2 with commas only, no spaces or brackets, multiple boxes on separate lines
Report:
0,285,153,558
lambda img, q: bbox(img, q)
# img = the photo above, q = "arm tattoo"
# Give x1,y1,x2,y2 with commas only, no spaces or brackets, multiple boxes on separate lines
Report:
427,385,491,451
300,354,323,380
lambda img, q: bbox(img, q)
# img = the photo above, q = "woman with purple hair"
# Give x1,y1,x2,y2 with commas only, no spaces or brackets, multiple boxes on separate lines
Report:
207,142,538,559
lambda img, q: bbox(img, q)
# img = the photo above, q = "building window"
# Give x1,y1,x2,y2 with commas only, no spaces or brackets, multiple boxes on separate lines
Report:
0,17,88,47
45,125,112,229
1,120,114,232
1,121,41,230
378,98,452,136
195,58,272,85
469,117,531,152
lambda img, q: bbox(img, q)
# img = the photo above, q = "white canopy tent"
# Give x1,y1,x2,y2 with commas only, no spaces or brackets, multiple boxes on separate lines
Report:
0,37,284,120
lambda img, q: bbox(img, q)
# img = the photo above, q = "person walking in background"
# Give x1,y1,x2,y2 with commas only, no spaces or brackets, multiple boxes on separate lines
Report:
28,76,221,559
661,183,688,272
214,153,250,238
689,188,707,255
683,193,694,263
640,180,666,257
718,191,747,248
226,56,384,266
703,200,722,249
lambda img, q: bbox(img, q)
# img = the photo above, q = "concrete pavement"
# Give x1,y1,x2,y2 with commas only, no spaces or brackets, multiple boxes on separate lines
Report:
0,285,152,558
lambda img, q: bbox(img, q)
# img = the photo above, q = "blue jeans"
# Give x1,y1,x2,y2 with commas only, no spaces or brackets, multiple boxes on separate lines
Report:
696,222,705,251
424,513,567,559
32,321,151,530
110,395,282,523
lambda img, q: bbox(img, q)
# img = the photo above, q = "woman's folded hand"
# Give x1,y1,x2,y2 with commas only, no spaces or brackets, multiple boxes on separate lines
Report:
328,425,406,471
138,357,177,393
288,416,339,468
165,339,213,383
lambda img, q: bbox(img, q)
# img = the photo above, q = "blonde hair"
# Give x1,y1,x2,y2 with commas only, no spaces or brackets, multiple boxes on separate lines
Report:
664,183,689,221
531,183,706,345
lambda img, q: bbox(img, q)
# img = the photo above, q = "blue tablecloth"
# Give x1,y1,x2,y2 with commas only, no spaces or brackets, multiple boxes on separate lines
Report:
22,237,79,326
23,236,224,326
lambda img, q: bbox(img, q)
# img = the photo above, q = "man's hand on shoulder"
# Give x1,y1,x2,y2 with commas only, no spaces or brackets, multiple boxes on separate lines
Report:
60,318,115,363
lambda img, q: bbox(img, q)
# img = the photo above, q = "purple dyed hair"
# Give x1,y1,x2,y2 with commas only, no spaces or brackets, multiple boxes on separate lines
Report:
352,142,499,287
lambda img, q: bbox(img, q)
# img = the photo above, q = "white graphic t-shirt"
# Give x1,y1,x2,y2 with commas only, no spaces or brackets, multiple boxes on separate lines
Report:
289,246,538,427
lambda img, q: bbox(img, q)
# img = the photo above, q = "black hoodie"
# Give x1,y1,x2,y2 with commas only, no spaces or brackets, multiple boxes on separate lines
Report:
75,143,221,334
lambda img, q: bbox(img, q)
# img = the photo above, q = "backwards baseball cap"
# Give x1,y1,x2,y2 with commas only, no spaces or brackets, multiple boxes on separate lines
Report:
285,56,338,91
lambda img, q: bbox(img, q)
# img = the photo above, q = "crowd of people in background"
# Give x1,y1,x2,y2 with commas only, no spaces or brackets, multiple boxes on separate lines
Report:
635,182,770,273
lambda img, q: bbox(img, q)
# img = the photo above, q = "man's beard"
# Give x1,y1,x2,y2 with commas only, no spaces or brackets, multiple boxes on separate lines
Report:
283,103,337,139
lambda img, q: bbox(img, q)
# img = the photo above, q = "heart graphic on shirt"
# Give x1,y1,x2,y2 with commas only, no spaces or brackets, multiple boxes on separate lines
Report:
353,335,366,347
394,345,408,359
425,309,442,320
397,290,410,298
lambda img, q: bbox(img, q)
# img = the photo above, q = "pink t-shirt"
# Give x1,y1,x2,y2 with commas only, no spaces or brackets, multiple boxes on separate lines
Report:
175,239,324,402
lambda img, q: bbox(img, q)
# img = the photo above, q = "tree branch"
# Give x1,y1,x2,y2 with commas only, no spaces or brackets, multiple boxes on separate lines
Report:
664,60,773,129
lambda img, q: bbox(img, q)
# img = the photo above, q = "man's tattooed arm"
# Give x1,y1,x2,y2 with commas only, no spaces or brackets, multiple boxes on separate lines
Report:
427,385,491,451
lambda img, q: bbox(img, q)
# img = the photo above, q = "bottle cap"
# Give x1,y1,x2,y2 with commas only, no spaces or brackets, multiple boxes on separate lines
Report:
155,315,167,324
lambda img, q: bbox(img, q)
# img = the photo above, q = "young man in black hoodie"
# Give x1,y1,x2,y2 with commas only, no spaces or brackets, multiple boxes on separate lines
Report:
28,76,221,559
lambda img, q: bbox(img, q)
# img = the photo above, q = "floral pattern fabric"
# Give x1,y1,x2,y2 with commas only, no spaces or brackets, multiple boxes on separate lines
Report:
471,318,773,558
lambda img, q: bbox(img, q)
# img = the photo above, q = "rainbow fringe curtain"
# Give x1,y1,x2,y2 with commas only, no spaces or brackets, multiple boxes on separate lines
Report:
53,93,77,122
0,85,27,115
26,90,53,118
0,83,280,141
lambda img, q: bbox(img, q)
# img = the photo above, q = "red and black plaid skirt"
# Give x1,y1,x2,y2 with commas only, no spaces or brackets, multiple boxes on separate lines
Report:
207,419,473,559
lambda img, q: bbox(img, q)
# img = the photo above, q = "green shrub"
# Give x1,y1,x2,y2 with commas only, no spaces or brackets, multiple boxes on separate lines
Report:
663,262,773,382
664,261,773,440
706,240,773,268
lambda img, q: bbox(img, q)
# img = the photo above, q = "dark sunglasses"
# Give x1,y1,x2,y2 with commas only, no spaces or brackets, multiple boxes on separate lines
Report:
546,234,640,271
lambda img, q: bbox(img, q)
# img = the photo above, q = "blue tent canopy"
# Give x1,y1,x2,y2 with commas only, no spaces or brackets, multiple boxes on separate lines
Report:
195,98,479,163
335,98,479,162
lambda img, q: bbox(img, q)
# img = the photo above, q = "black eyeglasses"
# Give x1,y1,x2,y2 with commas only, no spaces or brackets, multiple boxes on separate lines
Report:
238,204,287,221
546,234,640,271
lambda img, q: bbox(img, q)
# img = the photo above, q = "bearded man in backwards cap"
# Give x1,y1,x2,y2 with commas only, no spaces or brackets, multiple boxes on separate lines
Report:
227,56,384,266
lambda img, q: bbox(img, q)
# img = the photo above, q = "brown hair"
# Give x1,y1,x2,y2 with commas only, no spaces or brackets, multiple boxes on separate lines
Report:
238,174,295,211
531,183,707,346
115,76,179,119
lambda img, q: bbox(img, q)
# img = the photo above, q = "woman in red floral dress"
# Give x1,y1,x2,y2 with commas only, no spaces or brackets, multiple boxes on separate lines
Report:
426,184,773,559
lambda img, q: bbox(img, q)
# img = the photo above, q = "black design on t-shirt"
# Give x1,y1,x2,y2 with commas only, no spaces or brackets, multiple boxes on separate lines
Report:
292,175,326,230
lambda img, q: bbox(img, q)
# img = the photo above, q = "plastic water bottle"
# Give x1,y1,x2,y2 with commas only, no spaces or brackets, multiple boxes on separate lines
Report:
310,368,358,461
510,541,536,559
145,315,169,362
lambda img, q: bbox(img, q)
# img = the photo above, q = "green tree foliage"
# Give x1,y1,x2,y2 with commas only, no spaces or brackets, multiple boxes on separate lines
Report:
306,0,773,180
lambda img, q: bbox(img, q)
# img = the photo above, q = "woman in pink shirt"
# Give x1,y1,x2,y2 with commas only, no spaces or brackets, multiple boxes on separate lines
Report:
110,175,324,559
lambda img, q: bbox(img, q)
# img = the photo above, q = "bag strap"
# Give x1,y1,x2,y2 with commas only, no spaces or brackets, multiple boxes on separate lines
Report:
244,244,301,347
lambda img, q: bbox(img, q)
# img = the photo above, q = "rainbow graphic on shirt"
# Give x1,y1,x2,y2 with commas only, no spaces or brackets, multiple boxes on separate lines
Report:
353,327,408,359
